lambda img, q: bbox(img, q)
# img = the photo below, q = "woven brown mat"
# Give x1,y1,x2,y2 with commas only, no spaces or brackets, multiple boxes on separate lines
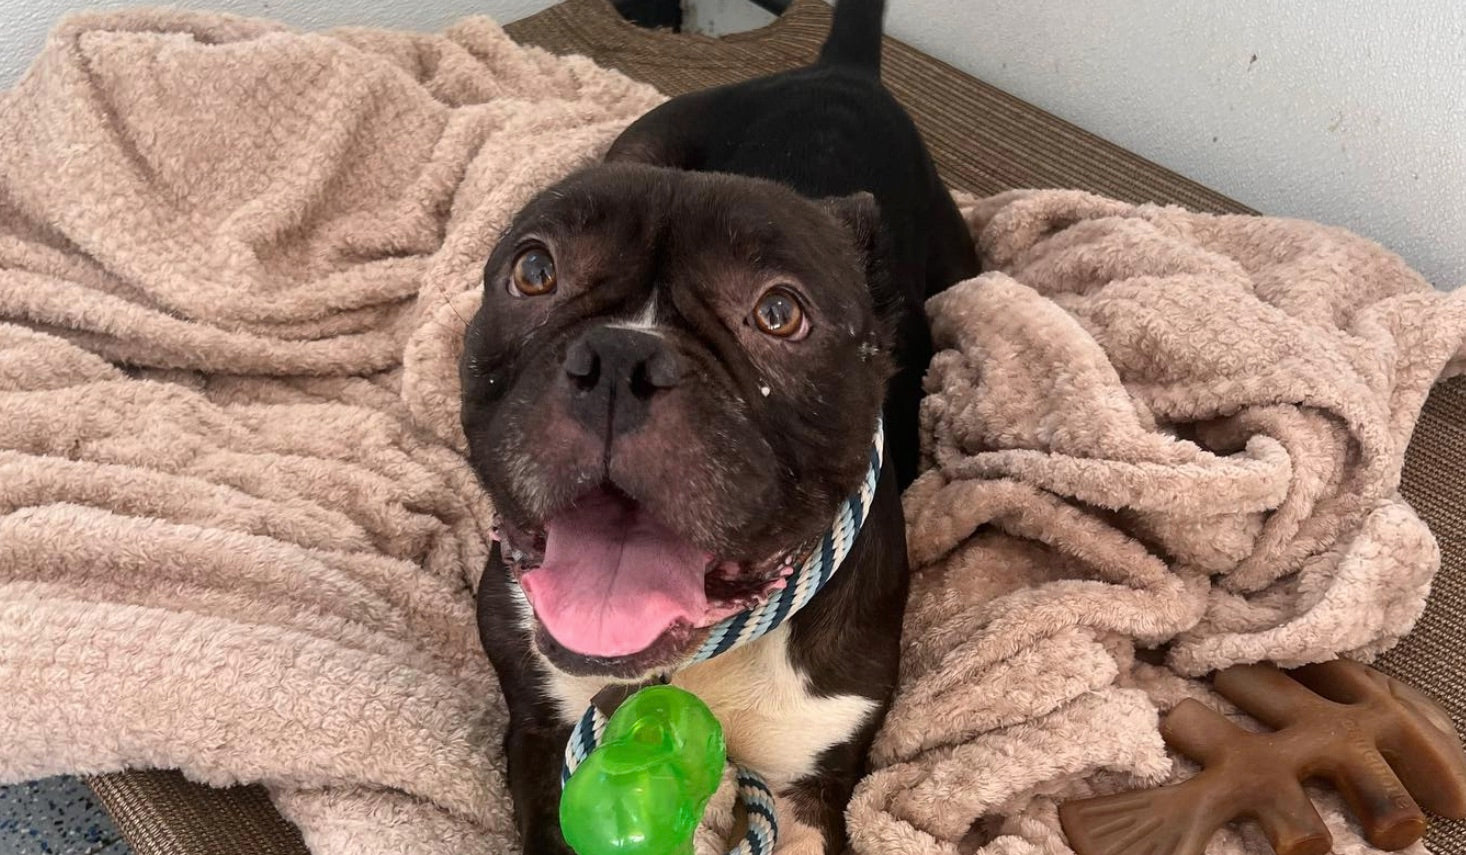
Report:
87,770,306,855
1380,374,1466,853
88,2,1461,852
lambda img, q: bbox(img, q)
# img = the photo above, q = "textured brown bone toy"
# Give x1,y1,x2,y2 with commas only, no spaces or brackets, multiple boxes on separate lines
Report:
1059,660,1466,855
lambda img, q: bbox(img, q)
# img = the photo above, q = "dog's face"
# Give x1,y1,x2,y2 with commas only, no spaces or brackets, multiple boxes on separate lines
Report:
461,163,893,678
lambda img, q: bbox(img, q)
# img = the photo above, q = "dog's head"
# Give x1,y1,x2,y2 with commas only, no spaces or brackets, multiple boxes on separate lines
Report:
461,163,895,678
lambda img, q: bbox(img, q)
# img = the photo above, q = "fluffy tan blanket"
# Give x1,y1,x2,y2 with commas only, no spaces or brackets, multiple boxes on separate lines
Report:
853,192,1466,855
1,10,1462,855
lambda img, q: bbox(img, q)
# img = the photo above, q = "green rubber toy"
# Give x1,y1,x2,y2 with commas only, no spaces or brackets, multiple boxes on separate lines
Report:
560,685,726,855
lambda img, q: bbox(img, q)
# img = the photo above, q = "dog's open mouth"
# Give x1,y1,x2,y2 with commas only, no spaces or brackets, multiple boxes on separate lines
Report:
500,487,793,660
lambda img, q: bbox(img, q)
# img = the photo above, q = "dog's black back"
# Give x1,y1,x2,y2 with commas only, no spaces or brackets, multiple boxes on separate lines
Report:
607,0,978,487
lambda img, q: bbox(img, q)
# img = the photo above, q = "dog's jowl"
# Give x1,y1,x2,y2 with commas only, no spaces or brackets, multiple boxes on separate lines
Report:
460,1,978,852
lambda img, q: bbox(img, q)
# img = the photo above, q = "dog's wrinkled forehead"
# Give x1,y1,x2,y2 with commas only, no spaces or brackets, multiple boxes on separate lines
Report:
488,163,881,334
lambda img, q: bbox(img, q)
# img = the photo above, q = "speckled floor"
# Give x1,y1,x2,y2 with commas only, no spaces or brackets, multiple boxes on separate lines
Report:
0,777,131,855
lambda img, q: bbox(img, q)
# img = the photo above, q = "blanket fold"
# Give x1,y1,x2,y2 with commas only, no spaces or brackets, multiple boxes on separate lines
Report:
2,10,1463,855
852,191,1466,855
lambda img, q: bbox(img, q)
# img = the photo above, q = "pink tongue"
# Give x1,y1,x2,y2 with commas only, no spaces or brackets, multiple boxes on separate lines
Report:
520,490,709,657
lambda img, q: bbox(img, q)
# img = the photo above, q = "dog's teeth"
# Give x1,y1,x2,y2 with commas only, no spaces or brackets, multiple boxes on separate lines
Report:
759,383,771,397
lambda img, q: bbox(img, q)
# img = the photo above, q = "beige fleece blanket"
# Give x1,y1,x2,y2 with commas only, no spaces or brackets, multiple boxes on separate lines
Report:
2,10,1463,855
848,190,1466,855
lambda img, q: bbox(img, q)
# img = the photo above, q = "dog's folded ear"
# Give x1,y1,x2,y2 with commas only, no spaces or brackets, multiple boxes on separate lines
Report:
820,191,881,258
821,191,902,333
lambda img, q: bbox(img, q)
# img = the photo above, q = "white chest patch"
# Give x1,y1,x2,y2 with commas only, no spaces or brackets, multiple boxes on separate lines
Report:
543,624,877,791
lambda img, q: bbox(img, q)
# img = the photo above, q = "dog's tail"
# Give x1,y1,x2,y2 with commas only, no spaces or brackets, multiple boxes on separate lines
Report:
817,0,886,75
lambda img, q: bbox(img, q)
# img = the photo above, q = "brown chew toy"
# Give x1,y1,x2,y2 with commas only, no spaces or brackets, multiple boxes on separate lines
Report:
1059,660,1466,855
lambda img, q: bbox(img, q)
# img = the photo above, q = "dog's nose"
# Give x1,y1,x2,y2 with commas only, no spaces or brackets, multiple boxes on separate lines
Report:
564,326,681,438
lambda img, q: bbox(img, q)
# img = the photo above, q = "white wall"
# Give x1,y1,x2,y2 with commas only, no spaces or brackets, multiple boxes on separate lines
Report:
878,0,1466,289
1,0,559,86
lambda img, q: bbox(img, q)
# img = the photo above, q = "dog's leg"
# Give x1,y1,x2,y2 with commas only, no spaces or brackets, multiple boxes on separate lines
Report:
782,761,863,854
774,798,838,855
478,554,576,855
505,713,575,855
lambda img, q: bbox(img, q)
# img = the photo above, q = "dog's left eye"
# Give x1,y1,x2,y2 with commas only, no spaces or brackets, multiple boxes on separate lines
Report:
752,286,809,340
509,246,557,297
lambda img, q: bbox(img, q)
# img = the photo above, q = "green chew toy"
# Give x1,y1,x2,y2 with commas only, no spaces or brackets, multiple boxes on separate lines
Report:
560,685,726,855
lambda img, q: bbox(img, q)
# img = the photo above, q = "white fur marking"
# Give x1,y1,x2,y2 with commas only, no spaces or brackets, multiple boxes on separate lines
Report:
542,625,876,791
510,583,537,637
607,295,660,333
545,668,608,725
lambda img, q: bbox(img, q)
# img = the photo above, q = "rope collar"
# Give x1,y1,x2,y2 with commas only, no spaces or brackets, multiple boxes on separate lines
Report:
562,417,886,855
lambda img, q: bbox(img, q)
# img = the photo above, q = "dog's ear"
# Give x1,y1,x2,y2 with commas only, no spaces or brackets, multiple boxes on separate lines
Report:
820,191,881,260
821,192,901,336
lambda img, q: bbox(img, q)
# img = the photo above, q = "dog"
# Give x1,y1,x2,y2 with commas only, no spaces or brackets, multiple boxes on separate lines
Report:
460,1,978,851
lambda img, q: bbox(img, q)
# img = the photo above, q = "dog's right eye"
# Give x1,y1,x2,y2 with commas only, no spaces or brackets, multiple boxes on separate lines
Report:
752,286,809,340
509,246,557,297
